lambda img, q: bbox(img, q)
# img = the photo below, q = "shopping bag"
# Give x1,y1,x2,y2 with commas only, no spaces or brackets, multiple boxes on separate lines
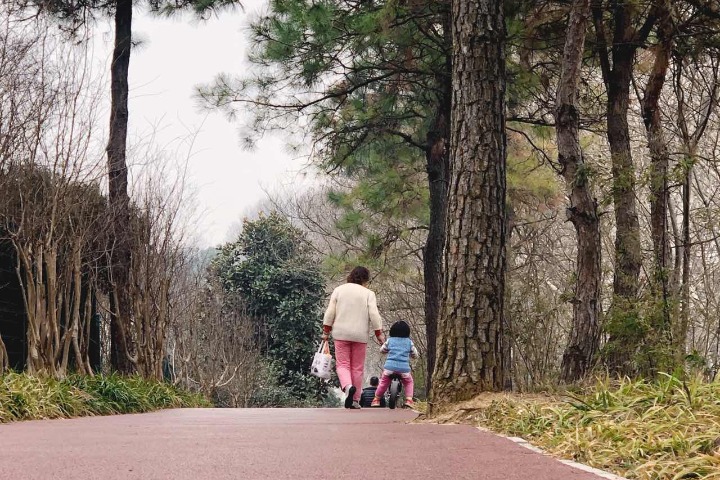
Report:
310,340,333,379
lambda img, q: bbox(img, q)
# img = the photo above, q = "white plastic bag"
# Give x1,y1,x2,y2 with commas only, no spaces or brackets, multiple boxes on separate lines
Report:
310,340,333,380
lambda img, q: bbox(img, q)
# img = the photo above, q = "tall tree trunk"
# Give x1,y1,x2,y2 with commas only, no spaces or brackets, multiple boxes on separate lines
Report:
431,0,507,408
423,3,451,397
594,1,656,374
0,334,7,374
556,0,602,383
641,1,674,372
606,55,644,372
504,207,516,391
108,0,134,374
673,56,719,362
608,14,644,308
678,163,692,359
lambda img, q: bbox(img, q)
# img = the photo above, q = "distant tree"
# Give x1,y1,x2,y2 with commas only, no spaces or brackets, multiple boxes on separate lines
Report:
591,0,656,373
13,0,242,374
554,0,602,382
212,212,327,404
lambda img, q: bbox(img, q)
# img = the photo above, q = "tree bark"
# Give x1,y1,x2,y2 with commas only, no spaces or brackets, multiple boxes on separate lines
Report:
108,0,134,374
607,55,643,313
423,3,451,397
431,0,507,407
0,334,8,374
555,0,602,383
641,0,674,371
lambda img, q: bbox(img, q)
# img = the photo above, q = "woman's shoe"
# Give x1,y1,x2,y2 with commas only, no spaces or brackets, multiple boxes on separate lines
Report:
404,398,415,408
350,401,362,409
370,397,381,407
344,386,357,409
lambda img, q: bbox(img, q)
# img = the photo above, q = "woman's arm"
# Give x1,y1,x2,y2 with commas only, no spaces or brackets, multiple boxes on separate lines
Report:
368,291,383,331
368,291,385,343
322,289,338,336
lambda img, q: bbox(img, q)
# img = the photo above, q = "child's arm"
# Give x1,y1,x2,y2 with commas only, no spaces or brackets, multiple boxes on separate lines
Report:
410,340,419,359
380,341,389,354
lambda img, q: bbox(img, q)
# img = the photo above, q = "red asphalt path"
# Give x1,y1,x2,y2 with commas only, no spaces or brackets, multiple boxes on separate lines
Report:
0,408,609,479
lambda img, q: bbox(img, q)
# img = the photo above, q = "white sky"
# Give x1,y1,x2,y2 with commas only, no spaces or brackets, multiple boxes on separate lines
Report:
90,0,314,247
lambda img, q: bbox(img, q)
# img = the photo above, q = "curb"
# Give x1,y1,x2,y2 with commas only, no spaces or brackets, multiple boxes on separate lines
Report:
481,428,628,480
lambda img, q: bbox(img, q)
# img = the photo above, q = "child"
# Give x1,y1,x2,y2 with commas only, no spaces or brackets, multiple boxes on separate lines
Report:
360,376,386,408
371,320,418,408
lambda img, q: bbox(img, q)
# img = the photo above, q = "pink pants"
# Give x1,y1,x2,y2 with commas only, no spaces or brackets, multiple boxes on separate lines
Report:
334,340,367,401
375,369,414,399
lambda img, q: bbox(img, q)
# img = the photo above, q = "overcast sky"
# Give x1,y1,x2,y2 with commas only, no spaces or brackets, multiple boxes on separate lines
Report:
91,0,312,247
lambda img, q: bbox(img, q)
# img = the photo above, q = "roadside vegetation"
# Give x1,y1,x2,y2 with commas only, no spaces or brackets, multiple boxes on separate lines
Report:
431,374,720,480
0,372,208,423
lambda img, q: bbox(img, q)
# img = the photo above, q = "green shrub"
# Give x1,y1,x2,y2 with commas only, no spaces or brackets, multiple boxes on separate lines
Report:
246,361,340,408
212,213,329,406
0,372,209,423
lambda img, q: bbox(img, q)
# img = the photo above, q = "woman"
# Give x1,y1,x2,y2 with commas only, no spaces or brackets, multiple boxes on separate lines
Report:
322,266,384,409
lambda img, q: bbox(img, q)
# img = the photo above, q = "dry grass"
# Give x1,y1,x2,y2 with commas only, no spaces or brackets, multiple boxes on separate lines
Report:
428,374,720,479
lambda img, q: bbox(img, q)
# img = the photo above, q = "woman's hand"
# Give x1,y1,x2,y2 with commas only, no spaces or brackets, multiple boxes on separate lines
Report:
321,325,331,342
374,331,385,345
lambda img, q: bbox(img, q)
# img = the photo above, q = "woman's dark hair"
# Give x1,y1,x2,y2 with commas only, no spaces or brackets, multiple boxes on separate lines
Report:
347,266,370,285
389,320,410,338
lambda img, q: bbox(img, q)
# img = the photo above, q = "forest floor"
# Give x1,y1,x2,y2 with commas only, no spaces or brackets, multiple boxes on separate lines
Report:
421,375,720,479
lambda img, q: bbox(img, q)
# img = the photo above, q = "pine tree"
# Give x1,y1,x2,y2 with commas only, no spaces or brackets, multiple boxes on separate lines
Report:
200,0,452,393
431,0,508,405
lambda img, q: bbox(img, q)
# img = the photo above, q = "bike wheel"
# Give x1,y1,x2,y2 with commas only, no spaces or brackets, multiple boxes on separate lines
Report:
388,380,400,409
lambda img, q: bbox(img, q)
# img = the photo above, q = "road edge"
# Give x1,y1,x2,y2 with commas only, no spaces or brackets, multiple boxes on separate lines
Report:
414,411,628,479
485,429,628,480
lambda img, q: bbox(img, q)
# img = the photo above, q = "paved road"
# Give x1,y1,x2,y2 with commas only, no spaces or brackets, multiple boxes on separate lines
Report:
0,408,610,479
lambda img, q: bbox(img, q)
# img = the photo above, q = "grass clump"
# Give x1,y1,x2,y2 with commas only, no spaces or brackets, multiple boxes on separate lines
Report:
441,374,720,479
0,372,209,423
